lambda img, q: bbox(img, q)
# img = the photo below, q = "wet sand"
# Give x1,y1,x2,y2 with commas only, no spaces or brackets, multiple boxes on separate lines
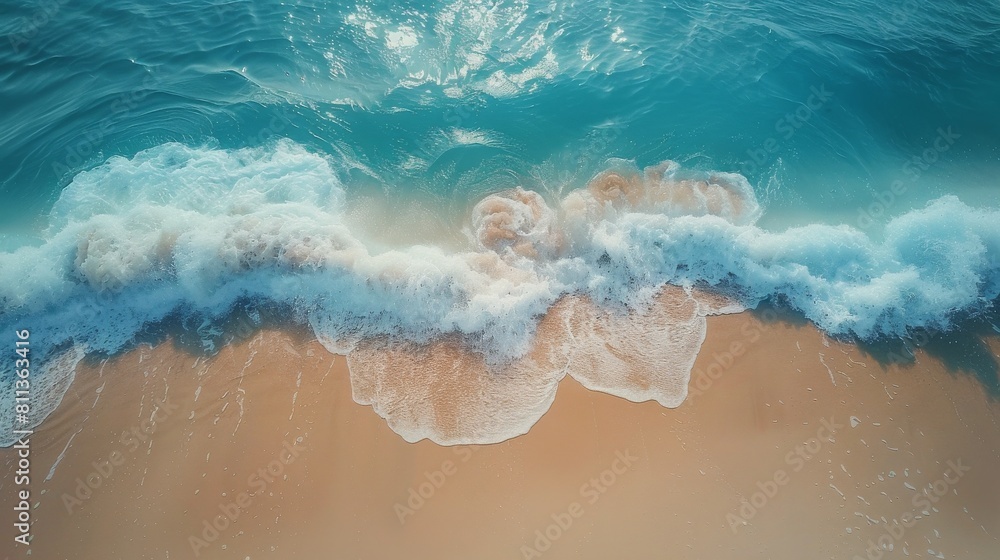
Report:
2,313,999,560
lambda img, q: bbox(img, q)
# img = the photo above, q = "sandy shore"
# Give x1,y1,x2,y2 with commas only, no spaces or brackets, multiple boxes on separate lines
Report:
2,312,999,560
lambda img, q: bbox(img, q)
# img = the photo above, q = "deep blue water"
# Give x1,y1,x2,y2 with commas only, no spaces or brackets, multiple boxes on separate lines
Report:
1,0,1000,439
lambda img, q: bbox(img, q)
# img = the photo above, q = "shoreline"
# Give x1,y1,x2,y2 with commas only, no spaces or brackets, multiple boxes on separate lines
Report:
2,311,999,559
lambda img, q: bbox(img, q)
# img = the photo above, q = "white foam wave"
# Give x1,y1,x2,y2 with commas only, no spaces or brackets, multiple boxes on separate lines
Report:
562,286,716,408
0,344,85,447
2,139,999,444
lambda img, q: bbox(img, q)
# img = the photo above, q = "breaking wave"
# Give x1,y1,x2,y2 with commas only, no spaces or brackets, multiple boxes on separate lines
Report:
1,139,998,444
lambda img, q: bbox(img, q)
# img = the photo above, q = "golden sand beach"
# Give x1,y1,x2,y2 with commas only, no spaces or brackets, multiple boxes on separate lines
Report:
3,310,998,560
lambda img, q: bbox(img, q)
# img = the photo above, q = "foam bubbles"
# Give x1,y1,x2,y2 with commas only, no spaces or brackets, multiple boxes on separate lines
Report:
470,187,562,259
347,287,735,444
3,139,999,445
0,344,85,447
347,309,570,444
561,286,730,408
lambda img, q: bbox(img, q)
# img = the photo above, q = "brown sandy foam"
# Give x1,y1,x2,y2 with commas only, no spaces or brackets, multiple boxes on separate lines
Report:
2,315,999,560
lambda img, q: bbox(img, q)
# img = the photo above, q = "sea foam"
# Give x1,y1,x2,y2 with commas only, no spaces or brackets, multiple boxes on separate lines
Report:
1,139,998,444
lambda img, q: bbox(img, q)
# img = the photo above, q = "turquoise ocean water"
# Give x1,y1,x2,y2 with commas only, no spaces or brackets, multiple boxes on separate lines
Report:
1,0,999,440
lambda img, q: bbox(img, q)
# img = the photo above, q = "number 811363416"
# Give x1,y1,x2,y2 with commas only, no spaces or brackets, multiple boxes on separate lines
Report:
14,330,30,419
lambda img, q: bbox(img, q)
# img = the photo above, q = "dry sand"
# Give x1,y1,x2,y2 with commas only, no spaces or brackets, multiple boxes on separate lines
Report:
2,312,999,560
